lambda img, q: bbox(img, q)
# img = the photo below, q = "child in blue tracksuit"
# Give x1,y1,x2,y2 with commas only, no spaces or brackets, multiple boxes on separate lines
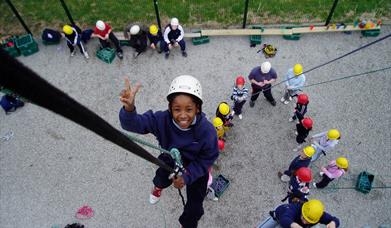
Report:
256,200,340,228
278,145,315,182
119,75,218,228
161,17,187,59
62,24,89,58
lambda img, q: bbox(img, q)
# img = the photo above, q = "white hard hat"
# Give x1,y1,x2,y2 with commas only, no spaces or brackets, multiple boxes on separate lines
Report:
96,20,105,31
130,25,140,35
167,75,202,102
261,61,271,74
171,18,179,26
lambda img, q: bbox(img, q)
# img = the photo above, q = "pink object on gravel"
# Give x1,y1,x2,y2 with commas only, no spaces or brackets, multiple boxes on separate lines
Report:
75,205,94,219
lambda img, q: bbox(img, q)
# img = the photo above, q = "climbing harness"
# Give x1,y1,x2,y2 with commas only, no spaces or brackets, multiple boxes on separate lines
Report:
258,44,277,58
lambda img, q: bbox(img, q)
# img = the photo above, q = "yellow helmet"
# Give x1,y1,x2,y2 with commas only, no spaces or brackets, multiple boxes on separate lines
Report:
293,64,303,76
213,117,223,127
218,103,230,115
327,129,340,140
63,25,73,35
149,24,158,35
302,199,325,224
303,146,315,157
336,157,349,169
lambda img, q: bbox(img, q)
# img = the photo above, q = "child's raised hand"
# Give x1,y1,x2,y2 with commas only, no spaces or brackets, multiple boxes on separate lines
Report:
120,77,141,112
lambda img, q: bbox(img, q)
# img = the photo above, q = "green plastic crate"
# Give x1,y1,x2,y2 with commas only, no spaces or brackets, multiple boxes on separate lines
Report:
283,26,301,41
249,25,263,45
361,29,381,37
119,39,131,46
15,34,39,56
192,29,209,45
355,171,374,194
96,47,116,64
2,37,20,57
210,174,230,198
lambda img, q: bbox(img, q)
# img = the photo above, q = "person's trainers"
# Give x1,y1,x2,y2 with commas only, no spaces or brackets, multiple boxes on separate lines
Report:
249,100,255,107
288,117,294,122
182,51,187,57
238,114,243,120
149,186,162,204
289,96,293,101
280,97,285,102
269,100,277,106
231,110,235,116
319,172,324,177
165,52,170,59
70,50,76,57
277,171,283,178
283,100,290,105
84,52,89,59
312,183,317,188
117,52,123,60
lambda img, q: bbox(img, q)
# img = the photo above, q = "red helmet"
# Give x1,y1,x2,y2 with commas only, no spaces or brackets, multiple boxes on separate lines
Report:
302,117,313,129
218,139,225,151
296,167,312,182
297,93,309,105
235,76,245,85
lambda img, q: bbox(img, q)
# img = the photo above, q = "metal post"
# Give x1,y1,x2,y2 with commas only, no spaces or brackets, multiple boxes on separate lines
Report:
153,0,162,31
242,0,249,28
325,0,339,26
59,0,75,25
5,0,32,34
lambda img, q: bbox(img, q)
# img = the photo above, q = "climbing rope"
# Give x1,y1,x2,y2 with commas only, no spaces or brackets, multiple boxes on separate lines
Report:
303,66,391,88
250,32,391,96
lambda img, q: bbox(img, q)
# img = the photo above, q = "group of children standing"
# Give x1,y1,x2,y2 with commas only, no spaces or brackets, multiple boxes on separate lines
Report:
62,17,187,60
208,62,349,227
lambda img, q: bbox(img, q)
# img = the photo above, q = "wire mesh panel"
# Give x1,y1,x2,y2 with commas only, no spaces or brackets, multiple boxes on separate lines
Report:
157,0,245,29
247,0,391,26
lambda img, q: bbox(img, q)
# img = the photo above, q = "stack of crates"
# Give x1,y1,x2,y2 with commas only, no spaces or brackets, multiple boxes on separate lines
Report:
15,34,39,56
355,171,374,194
96,47,116,64
283,26,301,41
249,25,263,46
192,29,209,45
1,36,20,57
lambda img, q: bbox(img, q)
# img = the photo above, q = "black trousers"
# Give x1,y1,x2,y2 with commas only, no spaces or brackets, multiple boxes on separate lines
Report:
233,100,246,115
315,175,334,188
67,42,86,54
153,153,208,228
99,32,123,53
250,84,275,102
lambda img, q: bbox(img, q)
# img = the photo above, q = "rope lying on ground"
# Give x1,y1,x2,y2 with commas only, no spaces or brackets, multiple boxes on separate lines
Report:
250,33,391,96
0,48,174,174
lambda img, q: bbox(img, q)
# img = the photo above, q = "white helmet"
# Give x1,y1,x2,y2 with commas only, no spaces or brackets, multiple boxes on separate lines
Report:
167,75,202,102
171,18,179,26
96,20,105,31
130,25,140,35
261,61,271,74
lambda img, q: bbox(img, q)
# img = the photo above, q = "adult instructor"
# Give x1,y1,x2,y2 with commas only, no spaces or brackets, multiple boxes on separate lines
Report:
248,61,277,107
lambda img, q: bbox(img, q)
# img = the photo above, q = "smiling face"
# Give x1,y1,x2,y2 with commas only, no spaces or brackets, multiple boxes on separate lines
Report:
170,94,199,129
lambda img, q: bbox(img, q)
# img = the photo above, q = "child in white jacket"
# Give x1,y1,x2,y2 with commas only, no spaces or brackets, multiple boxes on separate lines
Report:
310,129,340,161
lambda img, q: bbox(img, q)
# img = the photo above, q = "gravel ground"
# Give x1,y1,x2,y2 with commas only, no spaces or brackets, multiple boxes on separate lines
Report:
1,26,391,228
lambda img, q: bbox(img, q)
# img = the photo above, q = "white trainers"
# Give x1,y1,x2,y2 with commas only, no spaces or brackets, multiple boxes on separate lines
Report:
288,117,294,122
289,96,293,101
70,50,76,56
293,148,298,152
149,186,162,204
283,100,290,105
312,183,317,188
295,131,298,136
319,172,324,177
231,110,235,116
238,114,243,120
281,174,290,182
84,52,89,59
280,97,285,102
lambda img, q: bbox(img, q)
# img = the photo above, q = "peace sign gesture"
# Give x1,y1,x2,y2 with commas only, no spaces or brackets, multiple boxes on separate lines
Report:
119,78,141,112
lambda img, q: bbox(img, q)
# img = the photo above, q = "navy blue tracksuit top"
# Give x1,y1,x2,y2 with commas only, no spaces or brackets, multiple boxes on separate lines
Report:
285,155,311,176
275,203,340,227
119,107,219,185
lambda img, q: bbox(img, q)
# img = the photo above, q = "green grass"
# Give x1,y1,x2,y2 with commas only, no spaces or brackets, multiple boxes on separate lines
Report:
1,0,390,36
